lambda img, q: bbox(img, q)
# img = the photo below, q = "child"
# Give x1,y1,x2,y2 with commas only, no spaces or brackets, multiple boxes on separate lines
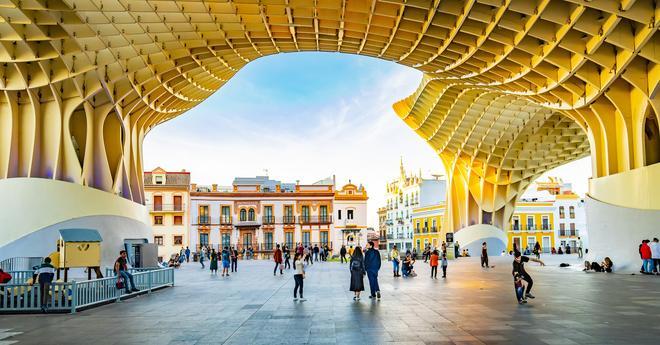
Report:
441,253,448,278
514,273,527,304
430,250,439,279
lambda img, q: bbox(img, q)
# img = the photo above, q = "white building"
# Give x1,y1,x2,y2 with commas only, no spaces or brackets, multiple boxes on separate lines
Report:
143,167,191,262
384,159,446,252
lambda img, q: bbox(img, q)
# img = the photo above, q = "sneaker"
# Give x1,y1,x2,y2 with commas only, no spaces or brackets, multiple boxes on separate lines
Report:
131,288,140,292
368,295,373,299
353,296,357,301
376,291,381,299
525,293,535,299
293,297,298,301
299,298,306,302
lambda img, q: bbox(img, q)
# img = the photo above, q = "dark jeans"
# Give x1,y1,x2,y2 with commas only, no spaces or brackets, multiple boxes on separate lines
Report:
274,262,281,275
366,270,379,297
654,258,660,273
340,255,346,263
284,258,291,269
293,274,304,298
231,259,237,272
442,265,447,277
118,270,137,293
314,253,319,261
39,281,52,308
515,285,524,301
521,274,533,294
186,254,190,262
481,255,489,267
431,266,437,278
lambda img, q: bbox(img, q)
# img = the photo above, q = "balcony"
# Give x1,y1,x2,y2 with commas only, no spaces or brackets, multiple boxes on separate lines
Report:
148,204,185,212
197,216,211,225
282,216,296,225
299,215,333,225
559,230,578,237
235,218,260,226
220,215,232,225
430,226,438,233
262,215,275,225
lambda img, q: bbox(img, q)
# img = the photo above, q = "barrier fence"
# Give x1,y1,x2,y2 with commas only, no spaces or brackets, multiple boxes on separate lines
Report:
0,268,174,314
0,257,43,271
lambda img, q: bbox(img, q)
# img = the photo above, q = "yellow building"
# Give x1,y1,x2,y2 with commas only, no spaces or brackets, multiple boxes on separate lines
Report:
508,202,555,254
412,204,445,252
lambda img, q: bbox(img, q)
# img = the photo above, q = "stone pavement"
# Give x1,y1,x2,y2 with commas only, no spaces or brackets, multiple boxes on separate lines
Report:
1,254,659,345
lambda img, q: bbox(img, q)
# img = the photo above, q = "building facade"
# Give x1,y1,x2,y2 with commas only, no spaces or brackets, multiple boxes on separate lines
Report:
385,159,446,252
377,207,388,250
143,167,191,262
412,203,445,252
507,201,555,253
188,176,367,256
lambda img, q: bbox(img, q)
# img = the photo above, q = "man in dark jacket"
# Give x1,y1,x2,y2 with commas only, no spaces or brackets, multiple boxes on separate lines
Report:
340,245,347,263
364,241,382,299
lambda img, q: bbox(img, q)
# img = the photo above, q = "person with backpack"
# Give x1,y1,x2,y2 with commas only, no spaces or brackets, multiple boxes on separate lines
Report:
349,246,366,301
364,241,381,300
293,252,305,301
33,257,56,312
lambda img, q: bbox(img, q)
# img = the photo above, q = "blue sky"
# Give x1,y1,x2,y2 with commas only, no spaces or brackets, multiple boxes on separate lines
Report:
143,52,592,227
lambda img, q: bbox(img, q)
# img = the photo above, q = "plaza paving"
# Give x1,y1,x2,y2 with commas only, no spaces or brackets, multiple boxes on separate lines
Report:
1,255,659,345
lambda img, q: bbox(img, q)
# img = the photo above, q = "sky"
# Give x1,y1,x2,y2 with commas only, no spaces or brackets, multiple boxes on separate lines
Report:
143,52,592,227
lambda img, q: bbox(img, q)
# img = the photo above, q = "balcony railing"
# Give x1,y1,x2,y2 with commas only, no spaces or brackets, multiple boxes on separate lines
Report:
299,215,333,225
559,230,578,237
220,215,232,225
149,204,185,212
197,216,211,225
262,216,275,225
430,226,438,233
282,215,296,224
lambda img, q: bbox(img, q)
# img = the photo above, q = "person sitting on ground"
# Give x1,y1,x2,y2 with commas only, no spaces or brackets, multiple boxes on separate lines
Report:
557,246,563,255
402,253,416,277
583,260,603,272
602,257,614,273
551,247,556,254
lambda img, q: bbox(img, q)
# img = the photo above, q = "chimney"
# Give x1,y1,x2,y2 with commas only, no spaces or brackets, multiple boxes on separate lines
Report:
212,184,218,192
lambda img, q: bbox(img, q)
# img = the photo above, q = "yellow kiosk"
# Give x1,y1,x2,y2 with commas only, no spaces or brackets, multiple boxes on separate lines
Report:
54,229,104,281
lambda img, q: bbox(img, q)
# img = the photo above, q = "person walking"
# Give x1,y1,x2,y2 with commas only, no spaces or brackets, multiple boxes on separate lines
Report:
430,249,439,279
209,249,218,275
349,246,366,301
454,241,460,258
313,244,320,262
441,252,448,278
512,251,545,301
576,237,583,258
441,241,447,255
364,241,381,300
293,252,305,301
390,245,400,277
340,245,347,263
199,247,206,269
273,244,283,276
221,246,231,277
319,246,324,262
481,242,489,268
651,238,660,275
533,242,541,260
34,257,56,312
185,246,191,263
283,245,291,269
230,246,238,273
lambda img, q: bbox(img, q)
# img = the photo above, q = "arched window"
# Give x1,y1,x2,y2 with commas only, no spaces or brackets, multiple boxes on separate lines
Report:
248,208,255,221
240,209,247,221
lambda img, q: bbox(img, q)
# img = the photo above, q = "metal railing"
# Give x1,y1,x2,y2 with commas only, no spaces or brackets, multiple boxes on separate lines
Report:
0,257,43,271
1,268,173,314
148,204,185,212
2,271,33,284
299,216,332,225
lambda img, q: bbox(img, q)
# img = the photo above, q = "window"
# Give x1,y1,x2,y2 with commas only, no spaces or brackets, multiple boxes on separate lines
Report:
416,221,420,231
527,236,536,251
320,231,328,245
303,232,311,246
569,206,575,219
320,205,328,222
284,205,294,223
155,175,164,184
264,206,273,223
173,235,183,245
199,205,209,224
221,233,231,247
302,206,310,222
265,232,273,250
199,233,209,247
526,216,534,230
153,195,163,211
221,206,231,223
541,216,549,230
174,215,183,225
173,195,182,211
559,206,565,219
432,219,437,231
338,209,342,220
347,209,354,220
154,216,163,225
560,223,566,236
285,232,294,248
248,208,255,221
240,209,247,221
512,216,520,231
154,236,163,246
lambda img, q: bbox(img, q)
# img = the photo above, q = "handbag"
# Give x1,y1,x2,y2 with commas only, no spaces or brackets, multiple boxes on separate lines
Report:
116,277,125,290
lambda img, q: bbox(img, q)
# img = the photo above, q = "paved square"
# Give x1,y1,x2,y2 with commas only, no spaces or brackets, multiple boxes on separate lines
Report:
1,256,659,344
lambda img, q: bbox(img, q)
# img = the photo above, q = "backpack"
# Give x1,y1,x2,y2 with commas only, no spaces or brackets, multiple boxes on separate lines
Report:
351,259,362,272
